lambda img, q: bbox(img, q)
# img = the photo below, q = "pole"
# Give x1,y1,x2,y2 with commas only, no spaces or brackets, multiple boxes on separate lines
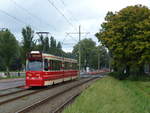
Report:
66,26,90,77
79,25,81,77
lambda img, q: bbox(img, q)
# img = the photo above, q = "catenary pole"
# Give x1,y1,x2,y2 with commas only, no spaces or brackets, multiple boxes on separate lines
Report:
66,25,90,77
79,25,81,76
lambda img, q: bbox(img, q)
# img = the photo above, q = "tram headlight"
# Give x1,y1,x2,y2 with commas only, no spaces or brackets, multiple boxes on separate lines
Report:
36,74,40,77
27,73,32,77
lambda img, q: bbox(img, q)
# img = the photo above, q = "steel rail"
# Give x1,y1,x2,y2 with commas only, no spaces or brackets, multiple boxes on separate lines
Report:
0,88,45,105
16,78,98,113
0,79,79,106
0,85,24,92
52,78,98,113
0,88,26,97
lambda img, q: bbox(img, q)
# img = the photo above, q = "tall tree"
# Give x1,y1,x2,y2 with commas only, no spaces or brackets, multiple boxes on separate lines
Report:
22,26,35,64
50,36,56,48
57,42,62,50
49,36,57,55
96,5,150,78
38,35,49,53
0,29,19,76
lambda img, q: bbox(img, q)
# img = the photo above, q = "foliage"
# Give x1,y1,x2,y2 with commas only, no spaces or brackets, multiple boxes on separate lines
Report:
0,29,19,75
63,76,150,113
37,35,50,53
0,26,73,72
49,36,62,56
21,26,35,64
96,5,150,78
73,38,109,70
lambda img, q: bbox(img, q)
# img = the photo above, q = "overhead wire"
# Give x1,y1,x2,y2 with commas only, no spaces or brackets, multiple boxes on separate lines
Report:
10,0,57,32
0,9,26,26
47,0,78,32
0,0,79,51
0,9,41,31
46,0,79,49
66,33,78,42
58,0,78,23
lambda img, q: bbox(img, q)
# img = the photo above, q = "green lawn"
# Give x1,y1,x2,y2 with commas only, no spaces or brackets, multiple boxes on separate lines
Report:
63,76,150,113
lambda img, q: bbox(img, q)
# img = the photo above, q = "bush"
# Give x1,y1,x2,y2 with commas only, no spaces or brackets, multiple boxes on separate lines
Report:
109,72,127,80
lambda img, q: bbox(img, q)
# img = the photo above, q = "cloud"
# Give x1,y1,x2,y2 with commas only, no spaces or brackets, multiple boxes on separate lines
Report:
0,0,149,52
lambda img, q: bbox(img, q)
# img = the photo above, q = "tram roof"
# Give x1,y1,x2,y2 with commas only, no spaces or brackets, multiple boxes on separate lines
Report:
42,53,77,63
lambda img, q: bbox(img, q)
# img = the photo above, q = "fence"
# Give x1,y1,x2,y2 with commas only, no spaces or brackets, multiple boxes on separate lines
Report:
0,72,25,77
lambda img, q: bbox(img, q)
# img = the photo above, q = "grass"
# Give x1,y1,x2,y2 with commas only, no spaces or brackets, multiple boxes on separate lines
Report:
63,76,150,113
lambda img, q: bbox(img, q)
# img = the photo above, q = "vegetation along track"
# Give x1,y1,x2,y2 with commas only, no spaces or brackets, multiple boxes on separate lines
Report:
16,77,98,113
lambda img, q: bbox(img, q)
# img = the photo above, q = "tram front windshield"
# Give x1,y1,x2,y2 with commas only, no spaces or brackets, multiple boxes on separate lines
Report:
27,60,43,71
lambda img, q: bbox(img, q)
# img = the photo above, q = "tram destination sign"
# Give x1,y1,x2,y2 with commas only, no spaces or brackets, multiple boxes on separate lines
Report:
28,53,42,60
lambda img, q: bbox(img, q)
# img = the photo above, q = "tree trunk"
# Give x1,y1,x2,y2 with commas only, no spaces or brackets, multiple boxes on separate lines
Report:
149,64,150,74
126,65,130,77
6,67,10,77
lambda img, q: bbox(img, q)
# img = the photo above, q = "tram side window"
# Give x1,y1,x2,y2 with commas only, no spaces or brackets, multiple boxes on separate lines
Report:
49,60,54,70
69,63,72,69
56,61,62,70
54,60,59,70
73,63,78,70
48,60,52,70
72,63,75,69
64,62,72,70
44,59,48,71
64,62,68,70
49,60,62,70
57,61,62,70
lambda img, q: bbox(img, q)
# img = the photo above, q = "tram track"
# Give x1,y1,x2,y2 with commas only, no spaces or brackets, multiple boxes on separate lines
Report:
53,93,80,113
0,88,26,97
0,88,45,105
51,78,98,113
15,77,98,113
0,78,98,113
0,79,81,106
0,85,24,92
0,82,25,91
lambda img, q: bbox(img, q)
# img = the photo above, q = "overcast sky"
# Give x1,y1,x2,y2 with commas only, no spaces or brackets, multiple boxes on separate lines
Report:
0,0,149,52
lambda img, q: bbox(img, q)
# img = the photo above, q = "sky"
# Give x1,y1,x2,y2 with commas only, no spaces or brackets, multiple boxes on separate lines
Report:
0,0,149,52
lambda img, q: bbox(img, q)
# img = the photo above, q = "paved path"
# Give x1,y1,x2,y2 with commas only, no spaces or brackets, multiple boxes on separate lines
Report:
0,78,25,90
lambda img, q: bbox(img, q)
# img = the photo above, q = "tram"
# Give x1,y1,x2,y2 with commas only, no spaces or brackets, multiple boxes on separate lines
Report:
26,51,78,87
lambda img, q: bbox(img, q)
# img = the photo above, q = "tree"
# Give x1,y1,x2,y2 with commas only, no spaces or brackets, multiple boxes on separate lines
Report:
50,36,56,48
90,46,109,69
38,35,49,53
0,29,19,76
96,5,150,78
21,26,35,64
57,42,62,50
73,38,108,71
49,36,56,54
49,36,64,56
73,38,96,70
